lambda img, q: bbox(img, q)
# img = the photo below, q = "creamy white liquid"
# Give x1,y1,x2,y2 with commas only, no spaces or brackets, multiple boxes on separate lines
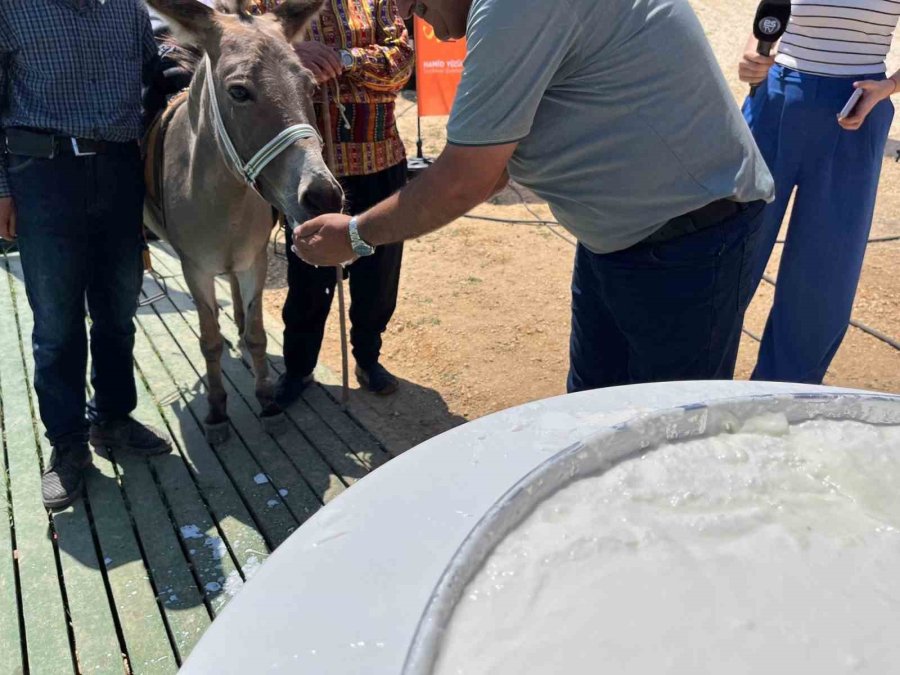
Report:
433,417,900,674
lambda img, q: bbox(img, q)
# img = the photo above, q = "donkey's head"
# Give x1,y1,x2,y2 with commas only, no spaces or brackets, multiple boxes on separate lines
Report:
148,0,344,222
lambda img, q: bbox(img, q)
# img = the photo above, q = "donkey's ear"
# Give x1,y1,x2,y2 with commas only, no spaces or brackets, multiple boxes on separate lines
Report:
147,0,219,48
274,0,325,42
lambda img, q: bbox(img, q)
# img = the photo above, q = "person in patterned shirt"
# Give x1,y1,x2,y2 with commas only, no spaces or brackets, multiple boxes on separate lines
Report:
249,0,414,401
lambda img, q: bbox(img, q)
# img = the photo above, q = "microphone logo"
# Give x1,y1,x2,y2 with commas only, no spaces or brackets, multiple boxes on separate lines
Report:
759,16,782,35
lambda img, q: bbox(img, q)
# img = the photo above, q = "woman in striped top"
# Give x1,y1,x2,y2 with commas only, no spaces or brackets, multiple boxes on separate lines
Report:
737,0,898,384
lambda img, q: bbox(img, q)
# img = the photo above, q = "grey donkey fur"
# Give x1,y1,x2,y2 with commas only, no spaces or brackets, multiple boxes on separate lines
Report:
144,0,343,443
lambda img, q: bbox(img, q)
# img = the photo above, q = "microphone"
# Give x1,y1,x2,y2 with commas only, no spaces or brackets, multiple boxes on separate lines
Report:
750,0,791,95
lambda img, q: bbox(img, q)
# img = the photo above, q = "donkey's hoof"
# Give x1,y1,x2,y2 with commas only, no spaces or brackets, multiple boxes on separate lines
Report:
260,411,287,435
205,421,231,445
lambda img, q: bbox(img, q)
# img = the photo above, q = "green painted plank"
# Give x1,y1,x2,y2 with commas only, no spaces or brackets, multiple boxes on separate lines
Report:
83,461,177,674
144,262,343,510
47,502,125,675
302,385,390,469
130,310,249,618
201,253,388,471
7,256,131,675
150,249,368,489
5,257,174,674
218,251,392,465
0,376,24,675
111,451,211,659
0,256,75,675
131,304,274,582
135,309,297,550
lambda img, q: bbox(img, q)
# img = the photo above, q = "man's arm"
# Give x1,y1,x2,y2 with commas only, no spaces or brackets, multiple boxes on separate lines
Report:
294,142,516,265
342,0,414,92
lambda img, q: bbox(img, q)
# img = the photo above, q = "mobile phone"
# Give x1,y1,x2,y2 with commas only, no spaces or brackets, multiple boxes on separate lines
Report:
838,88,864,120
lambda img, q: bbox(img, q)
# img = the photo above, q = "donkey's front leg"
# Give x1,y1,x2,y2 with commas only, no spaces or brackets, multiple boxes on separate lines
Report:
183,264,230,444
235,250,284,433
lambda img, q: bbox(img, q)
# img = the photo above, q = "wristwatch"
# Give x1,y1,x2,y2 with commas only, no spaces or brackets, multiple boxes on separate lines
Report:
348,216,375,257
338,49,354,71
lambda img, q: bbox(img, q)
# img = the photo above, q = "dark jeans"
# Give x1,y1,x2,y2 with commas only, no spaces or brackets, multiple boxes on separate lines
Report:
8,148,144,443
567,201,765,393
282,162,406,376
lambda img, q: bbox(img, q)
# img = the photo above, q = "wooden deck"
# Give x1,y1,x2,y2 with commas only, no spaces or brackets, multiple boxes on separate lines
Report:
0,243,392,674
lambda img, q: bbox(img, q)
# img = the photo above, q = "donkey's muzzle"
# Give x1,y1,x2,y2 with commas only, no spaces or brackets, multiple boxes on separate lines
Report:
300,175,344,217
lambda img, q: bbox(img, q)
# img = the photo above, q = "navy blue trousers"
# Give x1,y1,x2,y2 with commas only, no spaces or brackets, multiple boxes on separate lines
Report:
742,64,893,384
8,149,144,443
567,202,765,393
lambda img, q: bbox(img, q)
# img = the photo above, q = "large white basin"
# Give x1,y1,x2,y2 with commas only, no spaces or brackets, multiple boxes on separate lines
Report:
180,381,900,674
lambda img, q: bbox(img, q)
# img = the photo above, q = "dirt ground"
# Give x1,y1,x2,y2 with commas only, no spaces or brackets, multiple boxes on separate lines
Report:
263,0,900,453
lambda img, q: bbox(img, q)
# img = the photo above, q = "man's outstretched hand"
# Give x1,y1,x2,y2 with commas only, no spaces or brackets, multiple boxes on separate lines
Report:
0,198,17,241
293,213,357,267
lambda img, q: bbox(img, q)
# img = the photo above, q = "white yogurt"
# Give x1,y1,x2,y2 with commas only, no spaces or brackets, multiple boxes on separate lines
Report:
433,417,900,674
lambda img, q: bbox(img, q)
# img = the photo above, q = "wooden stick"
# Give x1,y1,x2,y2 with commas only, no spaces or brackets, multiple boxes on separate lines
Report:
320,85,350,408
335,266,350,407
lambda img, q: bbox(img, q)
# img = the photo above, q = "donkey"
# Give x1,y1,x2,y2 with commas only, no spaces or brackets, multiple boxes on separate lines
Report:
144,0,343,443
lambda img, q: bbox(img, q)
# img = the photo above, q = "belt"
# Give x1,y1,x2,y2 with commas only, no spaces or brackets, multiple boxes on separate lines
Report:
3,128,137,159
640,198,759,246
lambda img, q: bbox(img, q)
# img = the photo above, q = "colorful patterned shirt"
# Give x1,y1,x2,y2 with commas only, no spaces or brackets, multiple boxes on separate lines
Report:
252,0,413,177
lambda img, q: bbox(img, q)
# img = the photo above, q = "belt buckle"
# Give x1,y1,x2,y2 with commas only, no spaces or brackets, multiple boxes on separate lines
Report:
71,138,96,157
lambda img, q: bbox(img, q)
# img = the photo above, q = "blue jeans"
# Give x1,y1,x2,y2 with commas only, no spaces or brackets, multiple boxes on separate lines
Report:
742,65,893,384
567,202,764,392
7,148,144,443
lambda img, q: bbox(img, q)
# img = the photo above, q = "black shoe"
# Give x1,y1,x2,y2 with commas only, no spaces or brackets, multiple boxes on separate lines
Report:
274,372,314,408
90,417,172,459
42,443,92,510
355,362,399,396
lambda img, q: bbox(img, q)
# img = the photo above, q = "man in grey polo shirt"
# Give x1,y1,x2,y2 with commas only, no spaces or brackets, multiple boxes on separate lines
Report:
294,0,774,391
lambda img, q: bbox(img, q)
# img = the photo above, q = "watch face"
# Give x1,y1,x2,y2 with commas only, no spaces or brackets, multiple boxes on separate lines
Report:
341,51,353,69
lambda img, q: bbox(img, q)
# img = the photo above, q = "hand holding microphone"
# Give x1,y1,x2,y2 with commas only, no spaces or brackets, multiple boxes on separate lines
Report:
741,0,792,95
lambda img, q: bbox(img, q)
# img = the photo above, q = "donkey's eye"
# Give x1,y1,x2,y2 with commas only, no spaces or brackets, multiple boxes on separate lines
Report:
228,85,253,103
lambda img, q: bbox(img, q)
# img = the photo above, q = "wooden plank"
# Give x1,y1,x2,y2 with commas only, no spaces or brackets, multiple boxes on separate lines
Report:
83,459,178,674
150,248,369,489
200,252,390,470
5,256,175,674
0,374,24,675
11,264,175,673
0,256,75,675
142,300,321,529
226,255,393,464
302,385,390,469
110,450,211,659
130,306,251,618
135,302,298,550
146,257,347,506
131,300,277,576
7,256,131,675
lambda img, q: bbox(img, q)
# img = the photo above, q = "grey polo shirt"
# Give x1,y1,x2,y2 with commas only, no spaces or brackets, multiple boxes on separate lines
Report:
447,0,775,254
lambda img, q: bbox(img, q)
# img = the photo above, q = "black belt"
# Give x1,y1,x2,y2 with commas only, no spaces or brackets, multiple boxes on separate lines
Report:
640,198,761,246
3,128,137,159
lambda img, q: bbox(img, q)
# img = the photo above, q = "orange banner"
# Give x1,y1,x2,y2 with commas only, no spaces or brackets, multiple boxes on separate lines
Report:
414,17,467,117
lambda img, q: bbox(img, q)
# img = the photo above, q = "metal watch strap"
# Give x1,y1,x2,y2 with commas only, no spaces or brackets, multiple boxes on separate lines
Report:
348,216,375,257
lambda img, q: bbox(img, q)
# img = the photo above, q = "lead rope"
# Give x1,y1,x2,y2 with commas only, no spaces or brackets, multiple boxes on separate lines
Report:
320,82,351,408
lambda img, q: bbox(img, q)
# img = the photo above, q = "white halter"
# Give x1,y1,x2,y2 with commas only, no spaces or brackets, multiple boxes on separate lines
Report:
203,53,322,190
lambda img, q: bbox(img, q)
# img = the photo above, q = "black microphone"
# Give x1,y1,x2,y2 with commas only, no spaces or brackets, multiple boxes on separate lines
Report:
750,0,792,95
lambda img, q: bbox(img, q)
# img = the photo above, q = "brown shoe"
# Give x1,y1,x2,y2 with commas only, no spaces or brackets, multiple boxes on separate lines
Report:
42,443,92,510
90,417,172,459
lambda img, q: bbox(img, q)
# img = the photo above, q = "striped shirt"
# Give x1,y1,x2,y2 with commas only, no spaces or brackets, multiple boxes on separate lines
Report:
0,0,157,197
251,0,412,177
776,0,900,76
